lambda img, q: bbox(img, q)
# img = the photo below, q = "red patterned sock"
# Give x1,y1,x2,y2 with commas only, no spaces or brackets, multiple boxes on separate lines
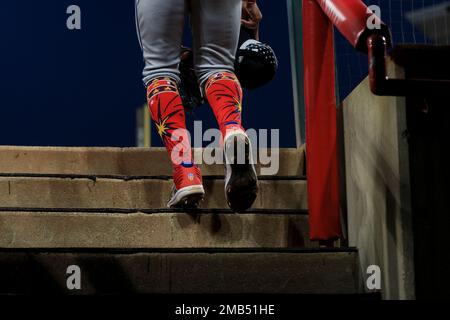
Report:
204,72,245,139
147,77,192,169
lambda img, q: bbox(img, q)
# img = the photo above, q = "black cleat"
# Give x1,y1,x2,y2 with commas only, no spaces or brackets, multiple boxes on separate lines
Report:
223,131,259,213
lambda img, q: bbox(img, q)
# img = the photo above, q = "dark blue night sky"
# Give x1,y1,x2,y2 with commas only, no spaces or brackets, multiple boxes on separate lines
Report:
0,1,296,147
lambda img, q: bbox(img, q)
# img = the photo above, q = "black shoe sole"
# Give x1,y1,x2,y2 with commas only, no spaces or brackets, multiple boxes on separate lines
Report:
225,135,259,213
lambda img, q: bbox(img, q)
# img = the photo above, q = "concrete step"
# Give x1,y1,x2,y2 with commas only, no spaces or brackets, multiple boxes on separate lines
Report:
0,211,313,249
0,146,305,177
0,248,360,295
0,177,308,210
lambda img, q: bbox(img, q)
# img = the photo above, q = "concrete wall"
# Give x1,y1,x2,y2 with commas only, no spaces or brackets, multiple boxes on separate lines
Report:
342,61,416,299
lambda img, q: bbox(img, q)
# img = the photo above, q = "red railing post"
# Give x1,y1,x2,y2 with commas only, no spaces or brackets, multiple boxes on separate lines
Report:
302,0,341,241
314,0,388,52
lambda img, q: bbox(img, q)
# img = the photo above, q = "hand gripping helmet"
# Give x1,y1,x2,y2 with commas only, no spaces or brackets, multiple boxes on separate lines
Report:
234,39,278,90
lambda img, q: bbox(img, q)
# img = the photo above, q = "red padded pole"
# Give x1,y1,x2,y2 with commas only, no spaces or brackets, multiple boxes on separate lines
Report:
315,0,388,51
303,0,341,241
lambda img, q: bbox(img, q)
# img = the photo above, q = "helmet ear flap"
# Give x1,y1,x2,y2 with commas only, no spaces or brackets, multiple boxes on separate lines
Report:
235,40,278,90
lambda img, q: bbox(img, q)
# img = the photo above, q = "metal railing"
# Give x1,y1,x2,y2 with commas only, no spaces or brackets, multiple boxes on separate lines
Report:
367,33,450,96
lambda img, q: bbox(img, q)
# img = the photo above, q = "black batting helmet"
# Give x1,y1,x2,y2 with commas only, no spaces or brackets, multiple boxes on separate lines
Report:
235,39,278,90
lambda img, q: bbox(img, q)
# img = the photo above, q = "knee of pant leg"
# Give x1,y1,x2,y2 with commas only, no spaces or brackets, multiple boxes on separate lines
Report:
143,71,181,88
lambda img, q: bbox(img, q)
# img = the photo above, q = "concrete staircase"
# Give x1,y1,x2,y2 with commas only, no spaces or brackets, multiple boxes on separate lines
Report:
0,146,361,295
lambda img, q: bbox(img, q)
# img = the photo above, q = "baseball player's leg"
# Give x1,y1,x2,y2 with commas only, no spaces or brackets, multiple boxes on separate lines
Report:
190,0,244,139
135,0,185,84
191,0,258,212
136,0,204,208
190,0,241,87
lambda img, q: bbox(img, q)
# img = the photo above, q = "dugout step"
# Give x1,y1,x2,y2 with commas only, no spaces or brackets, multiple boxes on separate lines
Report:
0,210,314,249
0,248,360,295
0,145,305,178
0,176,308,210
